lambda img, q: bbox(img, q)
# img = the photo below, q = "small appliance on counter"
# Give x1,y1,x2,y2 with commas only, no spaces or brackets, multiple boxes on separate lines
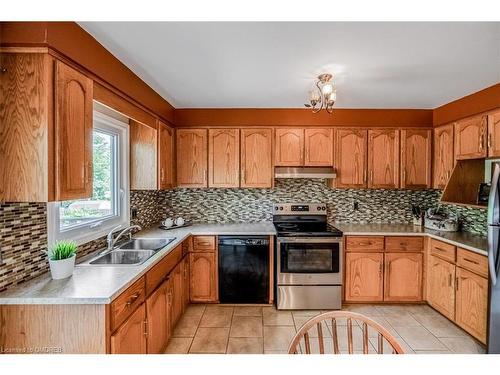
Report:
424,207,459,232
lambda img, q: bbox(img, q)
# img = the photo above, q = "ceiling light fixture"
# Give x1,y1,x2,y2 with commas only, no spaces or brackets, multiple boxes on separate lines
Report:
304,73,336,114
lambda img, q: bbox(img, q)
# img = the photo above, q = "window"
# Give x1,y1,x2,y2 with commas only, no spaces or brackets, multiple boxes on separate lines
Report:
48,110,129,245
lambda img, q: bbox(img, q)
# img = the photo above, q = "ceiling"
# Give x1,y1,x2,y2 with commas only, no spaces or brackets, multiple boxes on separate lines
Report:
79,22,500,109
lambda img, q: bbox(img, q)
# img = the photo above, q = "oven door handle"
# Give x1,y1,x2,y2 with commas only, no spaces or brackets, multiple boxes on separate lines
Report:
277,237,343,244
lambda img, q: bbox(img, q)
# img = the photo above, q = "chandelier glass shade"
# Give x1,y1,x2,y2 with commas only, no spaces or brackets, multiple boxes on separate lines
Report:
305,73,336,114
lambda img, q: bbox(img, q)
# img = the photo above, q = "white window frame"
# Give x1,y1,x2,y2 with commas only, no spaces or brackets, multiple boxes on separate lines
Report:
48,110,130,246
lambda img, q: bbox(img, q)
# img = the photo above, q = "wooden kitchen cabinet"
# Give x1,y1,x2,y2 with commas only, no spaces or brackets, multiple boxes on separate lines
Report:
345,252,384,302
488,110,500,157
171,261,184,326
130,119,158,190
304,128,334,166
384,252,423,301
110,303,147,354
455,267,488,343
455,115,487,159
208,128,240,187
182,256,190,310
240,128,273,188
176,128,208,187
55,60,94,201
433,124,455,189
400,129,432,189
158,120,175,189
367,129,400,189
146,278,171,354
275,128,304,166
335,129,367,188
427,255,456,320
190,252,218,302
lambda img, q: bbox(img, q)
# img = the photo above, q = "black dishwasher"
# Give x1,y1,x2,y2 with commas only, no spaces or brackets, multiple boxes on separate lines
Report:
218,236,270,304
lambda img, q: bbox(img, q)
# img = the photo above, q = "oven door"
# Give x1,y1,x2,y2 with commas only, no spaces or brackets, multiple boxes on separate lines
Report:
277,237,342,285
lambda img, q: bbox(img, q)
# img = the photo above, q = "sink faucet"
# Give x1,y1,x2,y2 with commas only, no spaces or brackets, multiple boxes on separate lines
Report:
106,225,142,252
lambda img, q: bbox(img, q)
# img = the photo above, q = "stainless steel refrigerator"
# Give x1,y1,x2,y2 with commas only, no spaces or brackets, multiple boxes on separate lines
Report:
487,161,500,353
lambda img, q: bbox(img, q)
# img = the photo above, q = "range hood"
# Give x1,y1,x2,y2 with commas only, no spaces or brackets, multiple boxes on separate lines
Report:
274,167,337,179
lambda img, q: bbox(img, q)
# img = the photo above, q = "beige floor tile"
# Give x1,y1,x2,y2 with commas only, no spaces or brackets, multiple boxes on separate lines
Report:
384,313,422,327
199,306,234,328
369,332,415,354
412,313,468,338
264,350,289,354
226,337,263,354
173,315,202,337
263,326,297,351
393,326,447,351
360,316,399,338
414,350,452,354
292,310,322,317
189,327,230,354
376,304,413,316
343,304,384,316
263,307,294,326
184,304,206,318
164,337,193,354
440,337,486,354
405,304,442,316
234,306,263,317
293,315,331,338
230,316,263,338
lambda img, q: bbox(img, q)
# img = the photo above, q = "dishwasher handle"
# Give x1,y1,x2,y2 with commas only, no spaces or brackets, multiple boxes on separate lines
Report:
218,236,269,247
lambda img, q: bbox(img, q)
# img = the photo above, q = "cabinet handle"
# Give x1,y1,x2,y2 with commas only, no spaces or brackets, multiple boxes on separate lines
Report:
370,170,374,183
463,257,480,265
143,320,148,337
456,277,459,291
126,292,140,307
433,247,447,253
448,274,452,287
488,133,492,149
402,169,406,182
204,170,207,182
160,168,165,182
359,241,373,246
379,263,383,275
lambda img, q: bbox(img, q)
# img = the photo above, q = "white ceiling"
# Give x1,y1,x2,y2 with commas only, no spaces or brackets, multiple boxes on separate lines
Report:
79,22,500,109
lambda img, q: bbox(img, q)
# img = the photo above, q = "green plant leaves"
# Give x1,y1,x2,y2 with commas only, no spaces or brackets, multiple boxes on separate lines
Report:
48,240,77,261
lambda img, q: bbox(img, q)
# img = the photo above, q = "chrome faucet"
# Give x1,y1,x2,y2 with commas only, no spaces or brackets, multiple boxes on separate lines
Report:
105,225,142,252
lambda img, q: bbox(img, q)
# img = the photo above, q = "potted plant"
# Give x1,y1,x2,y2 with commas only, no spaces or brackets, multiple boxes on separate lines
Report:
47,240,77,279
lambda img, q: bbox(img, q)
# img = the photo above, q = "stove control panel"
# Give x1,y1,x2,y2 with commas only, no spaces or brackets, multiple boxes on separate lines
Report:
274,203,327,215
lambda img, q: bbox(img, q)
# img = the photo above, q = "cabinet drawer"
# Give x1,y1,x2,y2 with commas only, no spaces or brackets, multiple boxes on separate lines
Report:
145,244,183,295
385,236,423,252
110,276,146,332
429,239,456,262
193,236,216,252
457,248,488,278
345,236,384,252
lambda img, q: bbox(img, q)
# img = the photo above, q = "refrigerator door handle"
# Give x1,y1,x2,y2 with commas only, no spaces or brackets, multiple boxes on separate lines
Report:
488,226,498,286
488,163,500,225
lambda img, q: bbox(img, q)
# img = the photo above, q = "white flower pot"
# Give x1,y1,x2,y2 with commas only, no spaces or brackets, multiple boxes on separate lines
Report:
49,254,76,280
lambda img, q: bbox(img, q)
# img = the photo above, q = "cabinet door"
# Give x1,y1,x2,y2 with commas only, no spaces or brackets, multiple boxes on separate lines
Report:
455,267,488,343
400,129,432,189
427,255,455,320
455,115,487,159
367,129,400,189
130,120,157,190
433,124,454,189
208,128,240,187
241,128,273,188
182,257,190,311
345,252,384,302
488,110,500,157
335,129,367,188
304,128,333,166
176,129,208,187
55,61,93,201
190,252,217,302
384,252,423,302
110,304,147,354
171,262,184,326
146,279,171,354
275,128,304,166
158,121,174,189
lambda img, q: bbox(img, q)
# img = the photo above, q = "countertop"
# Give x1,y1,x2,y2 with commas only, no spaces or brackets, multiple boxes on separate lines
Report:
0,221,487,305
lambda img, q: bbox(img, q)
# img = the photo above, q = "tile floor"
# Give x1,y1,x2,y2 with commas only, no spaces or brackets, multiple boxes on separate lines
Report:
164,304,486,354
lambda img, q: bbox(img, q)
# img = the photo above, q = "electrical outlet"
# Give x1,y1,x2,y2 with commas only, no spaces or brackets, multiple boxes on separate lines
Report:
353,201,359,210
131,207,138,219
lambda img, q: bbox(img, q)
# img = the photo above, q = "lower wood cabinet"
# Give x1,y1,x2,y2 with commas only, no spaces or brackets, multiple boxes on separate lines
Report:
384,252,423,302
171,261,184,326
345,252,384,302
110,303,147,354
190,252,218,302
145,278,171,354
427,254,456,320
182,257,190,310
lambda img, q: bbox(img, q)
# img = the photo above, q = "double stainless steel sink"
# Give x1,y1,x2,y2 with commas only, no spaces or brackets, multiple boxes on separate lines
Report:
88,238,175,266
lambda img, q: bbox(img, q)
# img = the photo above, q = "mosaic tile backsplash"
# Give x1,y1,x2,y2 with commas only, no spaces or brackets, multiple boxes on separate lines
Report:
0,180,487,292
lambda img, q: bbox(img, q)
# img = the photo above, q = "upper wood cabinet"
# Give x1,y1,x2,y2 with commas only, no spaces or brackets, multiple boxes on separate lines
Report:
240,128,273,188
367,130,400,189
130,120,157,190
275,128,304,166
345,252,384,302
304,128,333,166
335,129,367,188
488,110,500,157
208,129,240,188
176,129,208,187
427,254,456,320
400,129,432,189
158,121,174,190
55,60,94,201
110,303,147,354
433,124,454,189
455,115,487,159
384,252,423,302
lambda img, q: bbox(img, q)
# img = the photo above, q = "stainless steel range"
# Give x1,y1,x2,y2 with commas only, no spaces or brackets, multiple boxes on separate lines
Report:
273,203,343,310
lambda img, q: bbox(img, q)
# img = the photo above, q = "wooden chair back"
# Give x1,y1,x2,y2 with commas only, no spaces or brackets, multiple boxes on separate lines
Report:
288,311,405,354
